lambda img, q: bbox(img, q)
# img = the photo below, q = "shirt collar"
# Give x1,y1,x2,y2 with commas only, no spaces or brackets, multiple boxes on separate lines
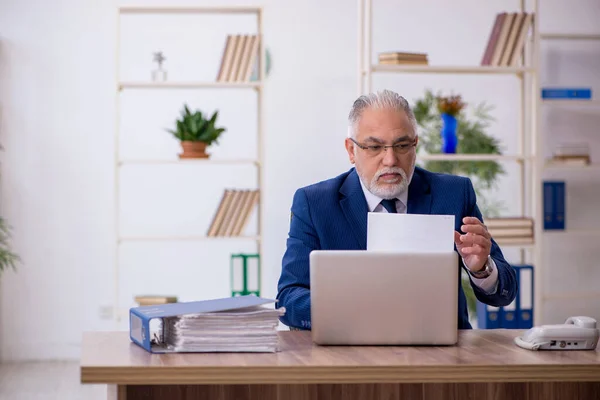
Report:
358,176,408,212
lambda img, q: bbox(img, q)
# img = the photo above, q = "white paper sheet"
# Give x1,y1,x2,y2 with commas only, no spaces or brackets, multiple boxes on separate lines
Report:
367,212,455,253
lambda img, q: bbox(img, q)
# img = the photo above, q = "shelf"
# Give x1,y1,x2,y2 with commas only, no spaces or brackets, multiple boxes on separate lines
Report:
118,81,261,90
544,163,600,170
543,228,600,236
541,99,600,107
119,235,260,242
371,65,533,75
541,33,600,41
543,291,600,301
118,6,261,15
119,159,260,166
495,242,535,249
418,154,527,162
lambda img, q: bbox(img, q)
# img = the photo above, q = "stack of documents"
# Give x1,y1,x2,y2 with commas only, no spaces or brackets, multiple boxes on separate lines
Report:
162,305,284,353
129,295,285,353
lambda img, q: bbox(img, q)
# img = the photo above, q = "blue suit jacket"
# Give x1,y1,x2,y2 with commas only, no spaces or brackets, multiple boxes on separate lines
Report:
276,166,518,330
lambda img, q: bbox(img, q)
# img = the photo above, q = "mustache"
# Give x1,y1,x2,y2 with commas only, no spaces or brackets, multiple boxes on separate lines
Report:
375,167,406,179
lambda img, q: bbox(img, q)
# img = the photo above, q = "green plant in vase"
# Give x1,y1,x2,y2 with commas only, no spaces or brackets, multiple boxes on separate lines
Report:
413,89,506,322
166,104,226,159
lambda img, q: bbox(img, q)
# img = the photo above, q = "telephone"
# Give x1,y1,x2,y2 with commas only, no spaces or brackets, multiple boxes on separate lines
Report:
514,316,599,351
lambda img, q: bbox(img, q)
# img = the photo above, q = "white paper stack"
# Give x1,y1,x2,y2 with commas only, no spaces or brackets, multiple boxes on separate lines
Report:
161,305,285,353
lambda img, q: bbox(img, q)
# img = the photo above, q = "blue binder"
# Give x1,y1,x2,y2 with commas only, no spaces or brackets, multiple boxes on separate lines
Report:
129,295,276,353
543,181,565,230
477,265,534,329
541,88,592,99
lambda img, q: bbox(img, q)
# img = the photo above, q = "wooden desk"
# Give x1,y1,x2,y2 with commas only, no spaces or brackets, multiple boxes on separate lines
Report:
81,330,600,400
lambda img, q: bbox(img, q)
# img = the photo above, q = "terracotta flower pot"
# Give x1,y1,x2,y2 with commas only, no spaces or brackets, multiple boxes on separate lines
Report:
179,141,209,159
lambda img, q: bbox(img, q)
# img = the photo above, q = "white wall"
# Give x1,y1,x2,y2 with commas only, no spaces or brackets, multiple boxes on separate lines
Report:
0,0,598,360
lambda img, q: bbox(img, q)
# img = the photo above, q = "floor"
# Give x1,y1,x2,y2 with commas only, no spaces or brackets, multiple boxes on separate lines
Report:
0,361,106,400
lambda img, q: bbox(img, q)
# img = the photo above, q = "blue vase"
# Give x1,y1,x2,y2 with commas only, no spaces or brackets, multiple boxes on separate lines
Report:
441,113,458,154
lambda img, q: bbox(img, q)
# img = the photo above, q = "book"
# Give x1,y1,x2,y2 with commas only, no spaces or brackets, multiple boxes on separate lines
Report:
508,13,534,66
481,12,534,67
216,34,261,82
554,142,590,157
499,12,525,66
378,52,428,65
488,227,533,238
490,12,517,66
206,189,260,236
135,295,178,306
484,217,534,244
547,156,590,167
494,236,534,245
481,13,506,65
130,295,285,353
541,88,592,99
543,181,566,230
485,217,533,229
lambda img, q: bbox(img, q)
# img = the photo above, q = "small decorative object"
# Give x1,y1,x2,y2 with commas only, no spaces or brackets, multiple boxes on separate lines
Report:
250,47,273,82
152,51,167,82
230,253,260,297
165,104,226,159
436,94,466,154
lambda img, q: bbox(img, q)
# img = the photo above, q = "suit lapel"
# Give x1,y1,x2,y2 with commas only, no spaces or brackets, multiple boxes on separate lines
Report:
407,167,432,215
339,169,369,249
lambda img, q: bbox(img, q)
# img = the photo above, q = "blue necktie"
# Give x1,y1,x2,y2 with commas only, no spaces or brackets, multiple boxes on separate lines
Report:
380,199,397,213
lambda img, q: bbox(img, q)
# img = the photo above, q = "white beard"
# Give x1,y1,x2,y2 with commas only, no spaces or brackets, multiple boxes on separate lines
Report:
358,166,411,199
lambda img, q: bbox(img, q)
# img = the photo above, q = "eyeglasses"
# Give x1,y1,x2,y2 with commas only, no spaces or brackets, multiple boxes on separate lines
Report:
350,138,417,157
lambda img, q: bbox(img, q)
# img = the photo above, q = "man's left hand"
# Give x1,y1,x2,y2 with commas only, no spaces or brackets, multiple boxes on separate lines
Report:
454,216,491,273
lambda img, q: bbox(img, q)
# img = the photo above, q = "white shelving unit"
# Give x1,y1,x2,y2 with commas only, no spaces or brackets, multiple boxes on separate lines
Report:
114,5,265,322
357,0,543,324
538,26,600,320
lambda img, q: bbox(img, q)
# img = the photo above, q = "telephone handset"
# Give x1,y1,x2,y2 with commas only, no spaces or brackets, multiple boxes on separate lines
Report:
514,316,599,351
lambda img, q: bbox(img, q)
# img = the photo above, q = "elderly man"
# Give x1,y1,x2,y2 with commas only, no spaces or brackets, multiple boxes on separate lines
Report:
276,89,518,330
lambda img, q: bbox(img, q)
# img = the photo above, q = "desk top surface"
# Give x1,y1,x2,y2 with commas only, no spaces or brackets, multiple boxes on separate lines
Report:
80,330,600,385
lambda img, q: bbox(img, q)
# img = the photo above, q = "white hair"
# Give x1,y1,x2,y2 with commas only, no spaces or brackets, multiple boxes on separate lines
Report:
347,89,417,138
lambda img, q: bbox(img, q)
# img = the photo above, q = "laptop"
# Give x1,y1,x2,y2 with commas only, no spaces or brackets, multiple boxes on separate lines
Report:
309,250,459,345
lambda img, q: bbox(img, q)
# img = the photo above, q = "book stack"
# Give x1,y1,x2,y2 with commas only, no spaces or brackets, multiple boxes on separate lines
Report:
135,295,178,306
216,34,261,82
130,296,285,353
548,143,591,166
377,52,428,65
207,189,260,237
481,12,534,67
485,217,534,245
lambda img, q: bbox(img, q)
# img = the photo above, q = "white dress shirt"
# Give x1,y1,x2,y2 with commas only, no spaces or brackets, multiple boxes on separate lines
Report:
358,179,499,294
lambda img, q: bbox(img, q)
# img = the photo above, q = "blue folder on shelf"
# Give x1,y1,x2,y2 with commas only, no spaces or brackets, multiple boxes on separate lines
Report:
129,295,277,353
541,88,592,99
477,265,534,329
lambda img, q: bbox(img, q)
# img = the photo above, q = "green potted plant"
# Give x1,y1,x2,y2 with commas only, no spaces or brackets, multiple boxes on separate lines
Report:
166,104,226,159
